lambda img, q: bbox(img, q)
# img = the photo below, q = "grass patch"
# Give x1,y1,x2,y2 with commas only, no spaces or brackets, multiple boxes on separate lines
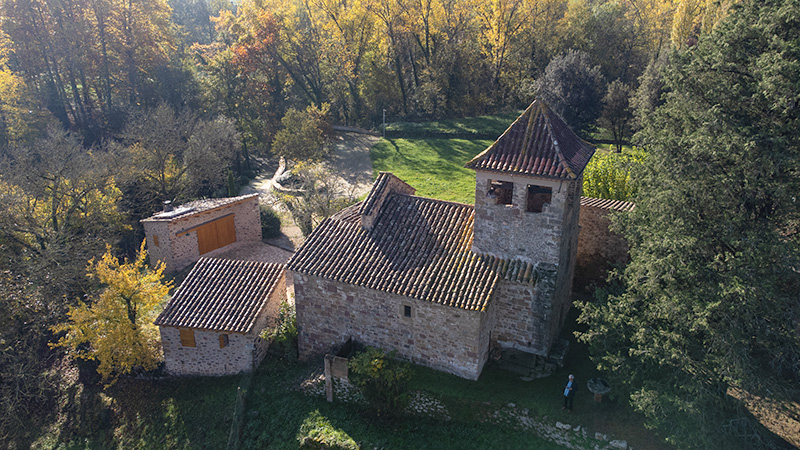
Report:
27,373,238,450
370,138,489,204
23,310,671,450
370,112,518,205
238,360,565,450
386,112,521,139
405,301,672,450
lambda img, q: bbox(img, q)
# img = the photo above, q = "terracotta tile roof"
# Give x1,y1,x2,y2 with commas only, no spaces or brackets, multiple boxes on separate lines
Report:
580,196,635,212
330,201,363,223
288,188,543,311
289,194,488,310
142,194,258,222
465,101,595,179
359,172,416,217
155,258,284,333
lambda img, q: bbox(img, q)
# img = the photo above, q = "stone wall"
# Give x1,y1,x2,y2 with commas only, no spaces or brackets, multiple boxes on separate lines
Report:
490,265,559,356
160,273,286,376
293,272,489,380
142,221,171,271
473,171,576,265
160,326,255,376
472,171,581,358
143,195,262,273
550,180,581,337
575,202,629,289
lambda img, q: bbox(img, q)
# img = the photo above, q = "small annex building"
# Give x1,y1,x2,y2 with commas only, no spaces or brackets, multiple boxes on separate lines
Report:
141,194,261,273
287,100,595,380
575,197,635,289
154,258,286,376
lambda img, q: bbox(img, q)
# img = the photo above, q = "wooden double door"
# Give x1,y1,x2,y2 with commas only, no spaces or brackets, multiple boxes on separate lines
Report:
197,214,237,255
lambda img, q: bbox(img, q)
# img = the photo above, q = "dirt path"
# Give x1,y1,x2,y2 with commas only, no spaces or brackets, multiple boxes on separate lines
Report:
241,131,379,251
326,132,380,198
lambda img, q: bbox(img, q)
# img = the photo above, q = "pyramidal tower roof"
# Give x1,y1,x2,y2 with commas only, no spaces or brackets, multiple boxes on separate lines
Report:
465,100,596,179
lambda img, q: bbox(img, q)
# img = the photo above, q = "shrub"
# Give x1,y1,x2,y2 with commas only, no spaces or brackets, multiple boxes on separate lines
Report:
261,300,297,360
260,204,282,239
348,347,412,417
582,147,646,201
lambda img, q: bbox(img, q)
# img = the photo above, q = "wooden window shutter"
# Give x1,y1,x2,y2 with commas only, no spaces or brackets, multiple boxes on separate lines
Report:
179,328,196,347
153,235,159,247
219,334,229,348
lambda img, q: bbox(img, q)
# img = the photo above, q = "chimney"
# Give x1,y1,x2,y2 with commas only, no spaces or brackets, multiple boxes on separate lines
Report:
163,200,173,212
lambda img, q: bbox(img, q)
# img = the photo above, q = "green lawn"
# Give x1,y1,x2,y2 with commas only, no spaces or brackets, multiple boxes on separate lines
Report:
371,138,490,204
385,112,521,139
238,360,567,450
372,112,524,204
233,304,671,450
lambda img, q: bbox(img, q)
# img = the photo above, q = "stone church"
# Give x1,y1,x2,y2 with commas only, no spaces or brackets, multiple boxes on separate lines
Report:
287,100,595,380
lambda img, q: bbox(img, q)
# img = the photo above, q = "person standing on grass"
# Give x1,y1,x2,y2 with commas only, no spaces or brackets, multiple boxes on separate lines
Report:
563,374,577,411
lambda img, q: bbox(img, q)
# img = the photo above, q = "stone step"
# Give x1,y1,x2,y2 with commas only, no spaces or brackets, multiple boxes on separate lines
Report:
494,358,535,377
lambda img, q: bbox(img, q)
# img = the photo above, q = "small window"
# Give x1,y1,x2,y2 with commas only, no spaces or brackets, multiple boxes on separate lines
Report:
526,185,552,213
489,180,513,205
403,305,412,318
179,328,196,347
219,334,229,348
153,235,159,247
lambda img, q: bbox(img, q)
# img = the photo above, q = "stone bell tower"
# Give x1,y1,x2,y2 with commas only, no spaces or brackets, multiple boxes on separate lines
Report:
465,100,595,356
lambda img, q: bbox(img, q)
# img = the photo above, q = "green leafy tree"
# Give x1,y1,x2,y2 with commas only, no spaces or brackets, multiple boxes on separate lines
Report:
630,56,668,133
537,50,605,134
272,104,333,161
582,147,644,201
51,242,172,384
600,79,633,152
578,1,800,447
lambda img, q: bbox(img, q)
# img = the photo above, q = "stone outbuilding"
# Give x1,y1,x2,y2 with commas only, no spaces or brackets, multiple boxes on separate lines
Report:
287,100,595,380
141,194,261,273
575,197,635,289
154,258,286,376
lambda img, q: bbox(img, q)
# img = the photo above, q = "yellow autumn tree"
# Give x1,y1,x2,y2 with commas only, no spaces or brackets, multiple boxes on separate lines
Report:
52,241,172,384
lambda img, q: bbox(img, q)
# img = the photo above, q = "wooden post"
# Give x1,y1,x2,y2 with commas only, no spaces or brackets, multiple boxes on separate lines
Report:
324,354,334,402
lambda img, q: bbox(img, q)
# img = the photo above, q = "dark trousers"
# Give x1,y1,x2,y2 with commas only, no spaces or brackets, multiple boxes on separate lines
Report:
563,394,574,410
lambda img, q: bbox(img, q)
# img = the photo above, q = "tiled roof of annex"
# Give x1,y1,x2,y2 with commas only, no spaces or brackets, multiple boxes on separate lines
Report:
580,196,635,212
287,176,538,312
155,258,284,333
465,100,595,180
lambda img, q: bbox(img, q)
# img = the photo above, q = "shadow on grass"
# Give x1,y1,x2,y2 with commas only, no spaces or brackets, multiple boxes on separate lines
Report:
103,376,237,450
385,112,521,139
238,359,564,450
